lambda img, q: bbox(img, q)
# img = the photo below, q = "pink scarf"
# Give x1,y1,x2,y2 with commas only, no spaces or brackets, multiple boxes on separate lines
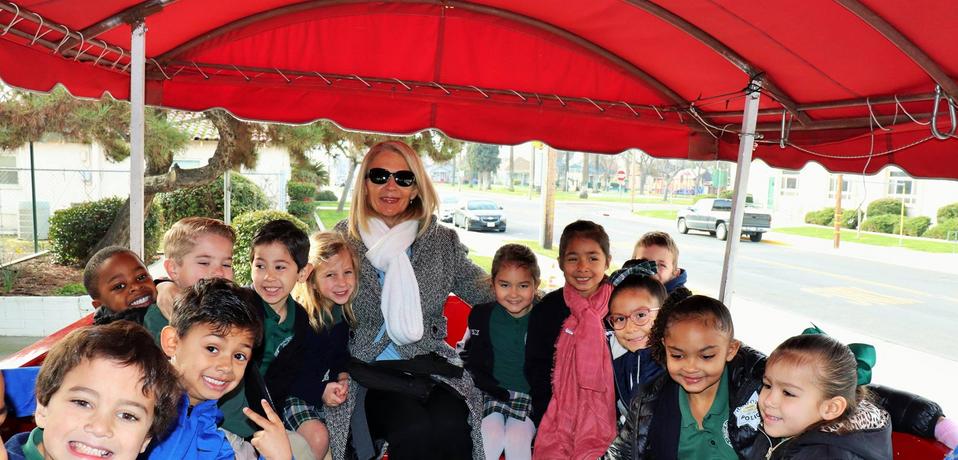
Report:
533,282,616,459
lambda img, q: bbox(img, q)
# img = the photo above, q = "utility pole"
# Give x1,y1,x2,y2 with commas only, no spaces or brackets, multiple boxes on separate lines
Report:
629,151,637,213
508,145,515,191
833,174,842,248
540,147,558,250
528,146,537,200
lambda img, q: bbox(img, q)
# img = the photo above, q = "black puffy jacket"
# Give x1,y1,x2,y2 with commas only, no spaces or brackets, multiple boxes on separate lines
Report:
604,344,767,460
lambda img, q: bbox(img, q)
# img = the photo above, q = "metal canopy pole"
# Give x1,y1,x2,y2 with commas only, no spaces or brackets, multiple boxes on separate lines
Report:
129,20,146,258
718,79,762,306
223,171,232,225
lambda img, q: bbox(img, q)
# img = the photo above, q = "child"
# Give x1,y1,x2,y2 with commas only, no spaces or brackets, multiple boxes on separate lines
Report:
3,321,181,460
83,245,157,325
147,217,236,337
604,294,766,459
632,231,692,304
154,277,292,460
217,219,317,460
460,244,540,460
605,259,668,425
750,333,891,459
527,220,617,458
285,231,357,458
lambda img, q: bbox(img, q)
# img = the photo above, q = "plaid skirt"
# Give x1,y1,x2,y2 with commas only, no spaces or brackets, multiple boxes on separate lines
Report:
482,390,532,421
282,395,325,431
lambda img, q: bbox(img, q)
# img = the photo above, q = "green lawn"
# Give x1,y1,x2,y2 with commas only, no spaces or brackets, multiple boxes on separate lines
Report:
634,209,678,220
315,208,349,230
435,183,693,205
774,226,958,253
468,254,494,272
507,239,559,261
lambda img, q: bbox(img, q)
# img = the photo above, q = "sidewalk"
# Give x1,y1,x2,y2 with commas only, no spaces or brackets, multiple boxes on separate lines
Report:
764,229,958,275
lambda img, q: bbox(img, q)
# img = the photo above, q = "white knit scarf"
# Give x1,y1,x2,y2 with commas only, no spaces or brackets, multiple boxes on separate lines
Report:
359,217,424,345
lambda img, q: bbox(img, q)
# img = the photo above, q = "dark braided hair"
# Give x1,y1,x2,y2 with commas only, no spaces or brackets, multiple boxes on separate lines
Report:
650,294,734,364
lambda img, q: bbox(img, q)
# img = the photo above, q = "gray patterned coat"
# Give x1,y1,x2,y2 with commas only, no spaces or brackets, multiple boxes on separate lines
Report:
327,217,495,459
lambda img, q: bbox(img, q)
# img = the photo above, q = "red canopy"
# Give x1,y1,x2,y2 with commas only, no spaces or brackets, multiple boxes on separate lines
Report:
2,0,957,179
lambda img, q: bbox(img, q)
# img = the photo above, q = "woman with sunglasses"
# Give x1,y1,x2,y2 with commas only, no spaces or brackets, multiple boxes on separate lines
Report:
327,140,494,460
605,259,668,428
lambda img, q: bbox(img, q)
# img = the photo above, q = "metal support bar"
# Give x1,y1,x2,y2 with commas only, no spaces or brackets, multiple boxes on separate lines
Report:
718,79,762,306
129,20,146,258
29,141,38,253
223,171,232,225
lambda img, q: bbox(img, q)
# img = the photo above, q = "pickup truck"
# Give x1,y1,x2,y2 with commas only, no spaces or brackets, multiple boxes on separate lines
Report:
676,198,772,242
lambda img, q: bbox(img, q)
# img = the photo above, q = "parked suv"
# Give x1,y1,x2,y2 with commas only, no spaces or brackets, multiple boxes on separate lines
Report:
677,198,771,242
453,199,507,232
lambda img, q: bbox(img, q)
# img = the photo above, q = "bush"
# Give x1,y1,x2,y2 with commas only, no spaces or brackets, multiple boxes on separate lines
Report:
923,219,958,240
49,197,163,266
231,210,309,285
315,189,337,201
842,210,859,229
287,201,317,227
859,215,899,234
937,203,958,222
287,181,316,202
866,198,903,217
804,208,835,226
155,172,270,225
901,216,931,237
55,283,87,296
718,190,753,203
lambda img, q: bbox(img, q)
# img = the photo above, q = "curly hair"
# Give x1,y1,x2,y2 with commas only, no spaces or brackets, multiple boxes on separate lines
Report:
649,294,734,364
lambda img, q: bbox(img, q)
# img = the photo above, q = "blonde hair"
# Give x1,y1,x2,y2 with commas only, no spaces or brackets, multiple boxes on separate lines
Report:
291,231,358,331
347,141,438,240
163,217,236,262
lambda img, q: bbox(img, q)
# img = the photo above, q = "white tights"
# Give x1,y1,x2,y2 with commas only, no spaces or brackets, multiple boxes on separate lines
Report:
481,413,535,460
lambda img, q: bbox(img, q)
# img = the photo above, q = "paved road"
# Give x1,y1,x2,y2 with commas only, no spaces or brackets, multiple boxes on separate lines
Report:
445,190,958,362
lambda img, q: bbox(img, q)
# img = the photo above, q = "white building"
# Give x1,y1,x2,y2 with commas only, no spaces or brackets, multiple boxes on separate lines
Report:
744,160,958,227
0,114,294,238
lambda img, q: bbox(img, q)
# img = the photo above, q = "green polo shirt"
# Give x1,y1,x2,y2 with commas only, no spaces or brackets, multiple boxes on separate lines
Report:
23,427,45,460
258,296,296,377
677,368,737,460
143,303,167,345
489,303,531,393
221,296,296,438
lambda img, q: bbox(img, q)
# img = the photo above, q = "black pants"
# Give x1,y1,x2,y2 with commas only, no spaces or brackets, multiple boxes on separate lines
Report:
365,384,473,460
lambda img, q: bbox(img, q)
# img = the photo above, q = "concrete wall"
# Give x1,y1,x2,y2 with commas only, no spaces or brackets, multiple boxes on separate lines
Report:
0,296,94,336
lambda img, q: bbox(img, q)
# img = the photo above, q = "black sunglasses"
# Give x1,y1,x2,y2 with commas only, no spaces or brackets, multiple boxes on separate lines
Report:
366,168,416,187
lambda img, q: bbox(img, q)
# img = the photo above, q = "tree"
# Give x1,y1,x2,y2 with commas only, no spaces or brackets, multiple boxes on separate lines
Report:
632,149,657,195
0,87,258,262
653,158,689,201
579,152,590,198
562,150,572,191
467,143,501,190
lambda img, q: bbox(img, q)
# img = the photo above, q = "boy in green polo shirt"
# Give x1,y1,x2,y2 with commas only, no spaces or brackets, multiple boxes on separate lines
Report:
217,219,316,459
2,321,181,460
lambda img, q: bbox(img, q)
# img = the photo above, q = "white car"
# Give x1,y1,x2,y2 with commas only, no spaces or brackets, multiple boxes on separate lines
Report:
439,194,460,223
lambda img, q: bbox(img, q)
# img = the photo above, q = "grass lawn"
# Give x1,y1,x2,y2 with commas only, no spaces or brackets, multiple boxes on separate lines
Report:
468,254,493,272
774,226,958,253
315,208,349,230
507,239,559,260
634,209,678,220
436,183,693,205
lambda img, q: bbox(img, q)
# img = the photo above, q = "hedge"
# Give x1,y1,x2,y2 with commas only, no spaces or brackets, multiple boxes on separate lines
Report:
901,216,931,237
805,208,835,226
859,215,899,234
49,197,163,266
842,211,859,230
937,203,958,222
315,189,337,201
155,172,270,225
231,210,309,285
866,198,903,217
287,181,316,202
923,218,958,240
287,201,317,226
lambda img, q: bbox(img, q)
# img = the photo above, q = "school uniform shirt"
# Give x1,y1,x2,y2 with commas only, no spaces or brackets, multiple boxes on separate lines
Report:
3,428,43,460
143,303,167,344
676,369,738,460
